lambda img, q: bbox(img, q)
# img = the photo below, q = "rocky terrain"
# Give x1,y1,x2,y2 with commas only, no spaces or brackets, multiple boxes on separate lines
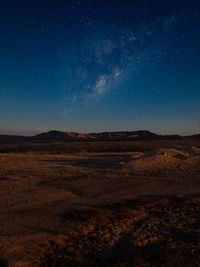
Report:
0,139,199,266
39,196,200,267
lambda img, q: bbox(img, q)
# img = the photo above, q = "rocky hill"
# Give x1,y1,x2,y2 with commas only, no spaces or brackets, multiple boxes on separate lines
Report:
0,130,189,143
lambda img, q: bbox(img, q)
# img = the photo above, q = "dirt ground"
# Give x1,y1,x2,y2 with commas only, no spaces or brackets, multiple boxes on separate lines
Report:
0,140,199,266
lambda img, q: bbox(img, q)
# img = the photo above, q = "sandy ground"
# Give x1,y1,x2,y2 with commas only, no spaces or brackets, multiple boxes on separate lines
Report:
0,140,199,266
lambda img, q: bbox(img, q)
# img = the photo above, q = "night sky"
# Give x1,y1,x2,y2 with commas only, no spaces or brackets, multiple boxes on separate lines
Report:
0,0,200,135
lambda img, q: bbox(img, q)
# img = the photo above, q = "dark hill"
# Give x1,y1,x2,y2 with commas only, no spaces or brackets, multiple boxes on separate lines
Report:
0,130,184,143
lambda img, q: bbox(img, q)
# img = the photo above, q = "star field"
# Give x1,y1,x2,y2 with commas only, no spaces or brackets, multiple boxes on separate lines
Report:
0,0,200,135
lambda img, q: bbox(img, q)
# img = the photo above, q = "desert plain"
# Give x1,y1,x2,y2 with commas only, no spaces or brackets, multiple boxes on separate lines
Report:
0,139,200,266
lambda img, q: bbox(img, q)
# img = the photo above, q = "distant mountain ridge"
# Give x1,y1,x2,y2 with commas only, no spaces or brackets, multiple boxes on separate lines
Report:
34,130,190,141
33,130,160,141
90,130,158,140
34,130,95,140
0,129,190,143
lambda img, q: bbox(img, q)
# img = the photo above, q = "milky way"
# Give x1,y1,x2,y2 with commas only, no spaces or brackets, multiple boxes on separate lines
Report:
0,0,200,134
64,15,181,108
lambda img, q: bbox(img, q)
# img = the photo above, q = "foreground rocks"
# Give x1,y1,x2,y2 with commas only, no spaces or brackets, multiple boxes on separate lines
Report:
0,141,199,266
38,196,200,267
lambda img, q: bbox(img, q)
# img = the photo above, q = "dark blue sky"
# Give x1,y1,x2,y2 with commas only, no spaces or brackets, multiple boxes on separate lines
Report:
0,0,200,135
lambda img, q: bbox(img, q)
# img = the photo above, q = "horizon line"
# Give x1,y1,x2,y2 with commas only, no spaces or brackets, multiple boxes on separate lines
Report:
0,129,199,137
